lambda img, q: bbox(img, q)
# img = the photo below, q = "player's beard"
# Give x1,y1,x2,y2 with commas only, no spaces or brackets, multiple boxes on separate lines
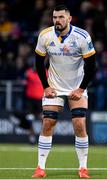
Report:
55,23,68,33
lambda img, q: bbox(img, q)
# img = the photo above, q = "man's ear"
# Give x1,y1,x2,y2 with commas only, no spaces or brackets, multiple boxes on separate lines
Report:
69,16,72,23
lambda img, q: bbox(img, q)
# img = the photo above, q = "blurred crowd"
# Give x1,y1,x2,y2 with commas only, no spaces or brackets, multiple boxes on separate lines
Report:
0,0,107,111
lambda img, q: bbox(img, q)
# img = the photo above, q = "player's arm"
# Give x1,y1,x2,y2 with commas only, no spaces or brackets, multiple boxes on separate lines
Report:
35,30,57,97
69,54,96,100
36,53,57,97
79,54,96,89
35,31,49,89
35,53,49,89
79,32,96,90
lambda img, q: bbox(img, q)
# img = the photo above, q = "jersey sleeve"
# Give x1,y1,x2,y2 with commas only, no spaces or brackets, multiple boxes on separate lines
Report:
81,34,96,58
35,34,46,57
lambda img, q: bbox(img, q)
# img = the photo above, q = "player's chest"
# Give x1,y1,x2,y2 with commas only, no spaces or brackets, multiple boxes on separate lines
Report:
46,37,80,56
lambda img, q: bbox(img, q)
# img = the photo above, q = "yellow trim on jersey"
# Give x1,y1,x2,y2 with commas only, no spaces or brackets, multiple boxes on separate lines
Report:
45,39,50,46
58,36,62,42
40,27,52,37
83,50,96,58
35,49,46,57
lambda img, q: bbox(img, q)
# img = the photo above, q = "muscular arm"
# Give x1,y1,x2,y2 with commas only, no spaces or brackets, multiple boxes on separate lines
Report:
35,53,49,89
79,54,96,89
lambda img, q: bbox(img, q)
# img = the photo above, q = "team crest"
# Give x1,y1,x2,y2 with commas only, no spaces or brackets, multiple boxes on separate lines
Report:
63,45,70,52
60,45,70,53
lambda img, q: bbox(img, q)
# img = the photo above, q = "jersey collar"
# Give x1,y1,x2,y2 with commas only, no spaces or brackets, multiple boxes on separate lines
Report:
55,25,72,43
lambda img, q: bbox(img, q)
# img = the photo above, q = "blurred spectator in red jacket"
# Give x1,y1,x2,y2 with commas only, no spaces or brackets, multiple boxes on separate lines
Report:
25,67,45,118
10,67,48,144
23,67,48,144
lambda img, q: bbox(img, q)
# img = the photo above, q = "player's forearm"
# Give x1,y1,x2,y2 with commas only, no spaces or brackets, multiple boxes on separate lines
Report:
79,54,96,89
35,53,49,89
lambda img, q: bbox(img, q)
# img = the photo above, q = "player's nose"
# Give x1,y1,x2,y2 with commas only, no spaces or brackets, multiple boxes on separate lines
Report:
56,21,61,25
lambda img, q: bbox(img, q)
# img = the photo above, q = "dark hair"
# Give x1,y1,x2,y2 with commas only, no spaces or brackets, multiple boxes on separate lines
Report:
53,5,70,13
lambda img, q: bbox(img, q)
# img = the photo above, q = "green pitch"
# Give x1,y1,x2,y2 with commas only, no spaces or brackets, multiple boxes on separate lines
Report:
0,144,107,179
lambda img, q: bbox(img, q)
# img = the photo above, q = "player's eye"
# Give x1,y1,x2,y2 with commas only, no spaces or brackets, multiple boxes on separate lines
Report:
59,16,64,19
53,16,57,19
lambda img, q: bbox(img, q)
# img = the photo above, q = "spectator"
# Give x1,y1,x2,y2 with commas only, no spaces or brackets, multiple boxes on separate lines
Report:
25,67,47,120
95,52,107,110
28,0,45,32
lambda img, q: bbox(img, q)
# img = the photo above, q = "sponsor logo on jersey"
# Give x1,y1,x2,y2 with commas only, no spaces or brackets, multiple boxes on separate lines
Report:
49,41,55,46
88,41,93,50
70,41,77,48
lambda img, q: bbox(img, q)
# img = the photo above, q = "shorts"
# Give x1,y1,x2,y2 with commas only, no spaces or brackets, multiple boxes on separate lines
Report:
42,90,88,106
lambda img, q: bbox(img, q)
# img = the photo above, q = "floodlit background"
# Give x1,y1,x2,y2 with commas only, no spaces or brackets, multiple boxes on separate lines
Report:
0,0,107,179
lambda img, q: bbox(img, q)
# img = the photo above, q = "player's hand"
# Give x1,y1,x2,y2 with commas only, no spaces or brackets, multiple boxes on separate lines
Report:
69,88,84,101
44,87,57,98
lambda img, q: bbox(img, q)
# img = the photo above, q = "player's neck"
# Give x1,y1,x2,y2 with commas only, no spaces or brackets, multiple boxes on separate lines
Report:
60,24,70,37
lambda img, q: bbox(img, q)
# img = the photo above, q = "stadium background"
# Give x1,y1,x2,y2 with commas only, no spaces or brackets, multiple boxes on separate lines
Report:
0,0,107,179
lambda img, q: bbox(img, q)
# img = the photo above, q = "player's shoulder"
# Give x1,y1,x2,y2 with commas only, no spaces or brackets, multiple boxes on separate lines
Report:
72,26,89,39
39,26,53,37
